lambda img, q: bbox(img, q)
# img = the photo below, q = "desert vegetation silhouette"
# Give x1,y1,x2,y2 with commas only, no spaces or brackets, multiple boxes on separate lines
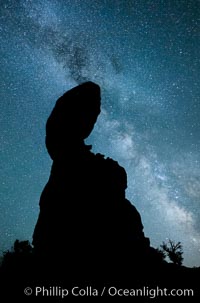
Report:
160,240,184,266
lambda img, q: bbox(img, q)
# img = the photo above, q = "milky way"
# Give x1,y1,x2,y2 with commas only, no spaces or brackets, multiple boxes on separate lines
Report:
0,0,200,266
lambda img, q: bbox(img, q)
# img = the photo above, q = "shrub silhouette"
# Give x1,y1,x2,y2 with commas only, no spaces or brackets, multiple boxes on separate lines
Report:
13,239,33,255
1,240,33,273
160,239,183,266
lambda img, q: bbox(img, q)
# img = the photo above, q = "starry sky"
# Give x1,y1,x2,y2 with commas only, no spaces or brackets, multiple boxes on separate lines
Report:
0,0,200,267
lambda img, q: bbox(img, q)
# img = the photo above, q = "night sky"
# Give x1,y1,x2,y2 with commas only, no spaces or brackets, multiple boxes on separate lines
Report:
0,0,200,267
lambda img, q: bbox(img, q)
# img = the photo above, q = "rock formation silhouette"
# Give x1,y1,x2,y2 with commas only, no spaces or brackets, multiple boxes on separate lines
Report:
1,81,199,300
32,81,153,281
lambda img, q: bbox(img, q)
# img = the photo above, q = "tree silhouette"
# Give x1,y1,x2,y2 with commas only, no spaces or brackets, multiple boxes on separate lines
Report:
160,239,183,266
